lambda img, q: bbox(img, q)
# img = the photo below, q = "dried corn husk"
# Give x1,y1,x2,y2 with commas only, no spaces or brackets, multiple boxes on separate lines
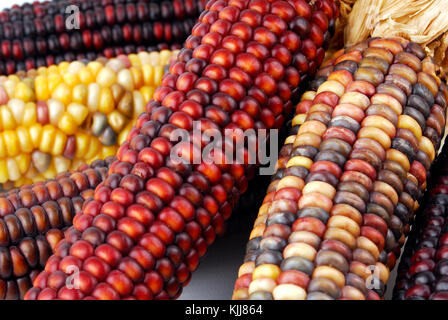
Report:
333,0,448,74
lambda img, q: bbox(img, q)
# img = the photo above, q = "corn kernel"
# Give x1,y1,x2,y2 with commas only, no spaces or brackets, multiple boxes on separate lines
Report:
39,125,56,153
75,132,90,158
142,64,155,85
3,79,17,98
72,84,88,105
63,72,80,88
3,130,19,157
117,69,134,91
67,61,85,74
133,91,145,118
108,110,127,133
78,67,94,84
58,61,70,74
58,112,77,135
48,99,65,126
8,99,25,125
15,153,31,175
47,73,63,93
96,67,117,88
29,123,42,148
0,134,6,158
52,83,72,106
88,83,100,112
14,82,35,102
35,75,50,101
16,126,33,153
42,163,57,180
140,86,155,102
154,65,164,87
101,145,118,159
7,158,20,181
0,159,8,183
52,130,67,156
84,136,101,159
67,103,89,125
87,61,103,78
0,105,16,130
98,87,115,114
53,156,71,173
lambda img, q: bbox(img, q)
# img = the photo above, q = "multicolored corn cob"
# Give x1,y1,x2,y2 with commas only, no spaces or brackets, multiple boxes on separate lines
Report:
0,0,205,74
393,142,448,300
232,37,448,300
0,157,114,300
0,49,176,190
23,0,339,300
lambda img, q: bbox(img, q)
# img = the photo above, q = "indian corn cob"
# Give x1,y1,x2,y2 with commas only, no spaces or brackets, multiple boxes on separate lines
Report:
23,0,339,300
0,157,114,300
0,0,205,74
393,141,448,300
0,49,177,190
232,37,448,300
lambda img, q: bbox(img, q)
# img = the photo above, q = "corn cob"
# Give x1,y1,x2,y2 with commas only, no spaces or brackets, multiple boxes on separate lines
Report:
0,0,205,74
0,49,176,190
0,157,113,300
233,37,448,300
23,0,338,300
393,142,448,300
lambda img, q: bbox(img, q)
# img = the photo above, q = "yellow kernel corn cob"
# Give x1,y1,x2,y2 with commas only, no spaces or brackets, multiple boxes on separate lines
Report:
0,50,178,190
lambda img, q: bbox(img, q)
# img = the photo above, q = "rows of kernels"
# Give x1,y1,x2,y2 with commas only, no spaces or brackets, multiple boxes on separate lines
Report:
233,38,448,300
24,0,338,300
0,0,205,74
0,157,113,300
0,50,177,189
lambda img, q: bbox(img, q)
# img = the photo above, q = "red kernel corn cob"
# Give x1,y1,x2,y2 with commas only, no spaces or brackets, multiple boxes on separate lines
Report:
0,157,114,300
233,37,448,300
24,0,338,300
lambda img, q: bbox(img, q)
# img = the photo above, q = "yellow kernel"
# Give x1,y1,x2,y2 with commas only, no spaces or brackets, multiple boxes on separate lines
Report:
8,99,25,125
84,136,101,160
96,67,117,88
117,69,134,91
98,87,115,114
160,50,173,65
3,79,17,98
3,130,19,157
108,110,127,133
0,134,6,158
142,65,155,86
101,145,117,159
75,132,90,158
153,66,164,86
130,67,143,89
140,86,155,102
58,112,77,135
7,158,20,181
0,159,8,183
63,72,80,88
14,82,35,102
67,103,89,125
52,83,72,106
133,91,145,118
53,156,71,173
22,102,37,127
47,73,63,93
118,122,133,145
35,75,50,101
67,61,85,74
0,105,16,130
16,126,33,153
58,61,70,74
52,130,67,156
15,153,31,175
42,164,57,180
7,75,20,82
72,84,88,105
78,67,94,84
48,99,65,126
39,125,56,153
87,61,103,78
87,83,100,112
128,54,140,66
